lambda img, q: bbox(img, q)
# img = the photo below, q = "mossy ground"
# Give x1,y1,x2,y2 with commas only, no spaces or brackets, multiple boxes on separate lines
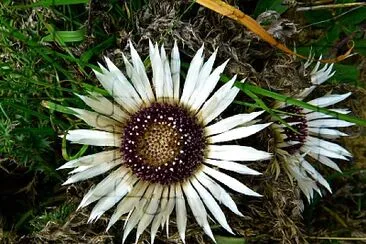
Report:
0,0,365,243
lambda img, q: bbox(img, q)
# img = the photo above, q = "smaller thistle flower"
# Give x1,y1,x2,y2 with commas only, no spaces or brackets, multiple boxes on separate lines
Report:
272,57,354,202
58,40,272,243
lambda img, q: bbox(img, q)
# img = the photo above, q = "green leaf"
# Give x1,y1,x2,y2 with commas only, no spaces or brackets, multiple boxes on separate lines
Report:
41,101,77,115
355,39,366,56
336,2,366,25
42,29,85,43
303,10,333,27
14,0,89,8
254,0,288,17
333,63,360,85
216,236,246,244
303,0,366,27
81,83,110,96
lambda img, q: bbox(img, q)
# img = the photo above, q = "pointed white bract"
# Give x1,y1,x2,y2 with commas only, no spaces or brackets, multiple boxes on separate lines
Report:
75,92,128,122
63,129,121,147
272,57,353,202
58,40,271,243
175,183,187,243
195,171,244,217
128,40,155,102
68,107,123,133
180,45,204,104
171,41,181,100
182,181,216,242
208,122,272,143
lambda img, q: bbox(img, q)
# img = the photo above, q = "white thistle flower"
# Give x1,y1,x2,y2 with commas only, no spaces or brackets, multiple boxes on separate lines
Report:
58,40,272,243
273,57,354,202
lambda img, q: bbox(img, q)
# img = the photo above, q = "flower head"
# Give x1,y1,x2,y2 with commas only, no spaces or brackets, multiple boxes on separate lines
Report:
59,40,271,243
272,58,354,202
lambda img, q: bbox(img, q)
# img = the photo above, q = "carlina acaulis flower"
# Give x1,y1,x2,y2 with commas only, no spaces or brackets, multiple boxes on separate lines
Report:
58,40,272,243
272,56,354,202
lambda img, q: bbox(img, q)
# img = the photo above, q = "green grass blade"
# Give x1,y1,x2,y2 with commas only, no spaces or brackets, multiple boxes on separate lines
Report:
42,101,77,115
42,29,85,43
242,87,297,133
241,83,366,127
13,0,89,8
216,236,247,244
81,83,110,96
80,35,116,64
61,133,89,161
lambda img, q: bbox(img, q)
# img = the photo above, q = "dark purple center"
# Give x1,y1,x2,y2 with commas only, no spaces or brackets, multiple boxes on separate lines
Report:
281,106,308,153
121,102,206,184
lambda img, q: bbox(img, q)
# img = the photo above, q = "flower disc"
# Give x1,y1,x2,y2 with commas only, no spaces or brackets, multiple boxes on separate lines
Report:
282,105,308,153
121,102,206,184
